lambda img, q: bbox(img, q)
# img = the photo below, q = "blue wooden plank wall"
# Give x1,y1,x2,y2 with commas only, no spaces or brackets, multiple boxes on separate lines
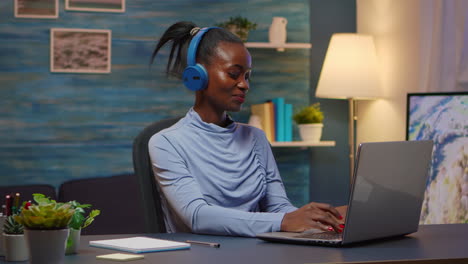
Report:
0,0,311,206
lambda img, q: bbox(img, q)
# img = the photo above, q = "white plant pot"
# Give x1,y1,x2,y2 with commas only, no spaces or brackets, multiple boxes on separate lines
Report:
65,228,81,255
25,228,69,264
3,233,29,262
298,123,323,142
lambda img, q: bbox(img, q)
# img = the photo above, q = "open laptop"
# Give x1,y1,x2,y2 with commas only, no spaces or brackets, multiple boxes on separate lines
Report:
257,140,434,246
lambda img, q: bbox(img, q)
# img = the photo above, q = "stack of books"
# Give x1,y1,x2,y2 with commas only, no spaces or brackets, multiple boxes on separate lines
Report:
250,97,293,142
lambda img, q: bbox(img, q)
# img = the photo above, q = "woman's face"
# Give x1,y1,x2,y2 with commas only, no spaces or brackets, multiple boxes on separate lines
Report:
201,41,252,113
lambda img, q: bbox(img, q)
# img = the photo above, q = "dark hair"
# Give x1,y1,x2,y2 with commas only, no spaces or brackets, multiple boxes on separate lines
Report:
150,21,243,78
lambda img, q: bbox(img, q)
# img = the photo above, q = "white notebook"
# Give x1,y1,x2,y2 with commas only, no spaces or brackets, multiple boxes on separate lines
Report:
89,236,191,253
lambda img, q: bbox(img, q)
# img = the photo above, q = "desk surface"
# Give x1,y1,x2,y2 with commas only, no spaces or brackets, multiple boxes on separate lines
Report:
3,224,468,264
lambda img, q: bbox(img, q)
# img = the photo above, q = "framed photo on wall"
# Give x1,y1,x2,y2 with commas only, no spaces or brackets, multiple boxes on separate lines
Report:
65,0,125,13
50,28,111,74
406,92,467,224
15,0,58,19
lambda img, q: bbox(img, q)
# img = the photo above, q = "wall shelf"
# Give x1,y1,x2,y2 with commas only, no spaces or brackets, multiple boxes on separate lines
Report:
270,141,335,147
245,42,312,51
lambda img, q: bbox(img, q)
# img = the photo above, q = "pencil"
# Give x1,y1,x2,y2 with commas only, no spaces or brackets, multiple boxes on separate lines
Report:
185,240,220,248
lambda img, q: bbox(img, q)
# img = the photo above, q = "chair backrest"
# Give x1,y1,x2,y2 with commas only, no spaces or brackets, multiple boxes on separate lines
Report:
0,184,57,207
58,174,146,235
132,117,182,233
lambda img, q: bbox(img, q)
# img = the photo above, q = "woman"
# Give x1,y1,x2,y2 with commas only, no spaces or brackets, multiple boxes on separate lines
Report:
149,21,345,237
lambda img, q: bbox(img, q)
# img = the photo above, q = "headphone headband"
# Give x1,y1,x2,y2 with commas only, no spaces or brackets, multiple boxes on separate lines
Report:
186,27,219,66
183,26,219,91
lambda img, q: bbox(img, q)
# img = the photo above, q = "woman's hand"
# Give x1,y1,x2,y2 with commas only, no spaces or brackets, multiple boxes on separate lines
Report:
280,202,345,233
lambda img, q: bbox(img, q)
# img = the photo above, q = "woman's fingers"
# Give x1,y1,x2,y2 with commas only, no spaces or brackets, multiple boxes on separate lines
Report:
311,202,343,220
306,203,344,233
281,202,346,233
313,220,339,232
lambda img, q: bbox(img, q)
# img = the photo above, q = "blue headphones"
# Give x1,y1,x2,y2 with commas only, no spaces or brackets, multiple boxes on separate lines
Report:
183,27,218,91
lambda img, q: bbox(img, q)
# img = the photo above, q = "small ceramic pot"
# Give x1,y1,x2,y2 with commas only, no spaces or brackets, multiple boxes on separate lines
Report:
298,123,323,142
3,233,29,262
25,228,69,264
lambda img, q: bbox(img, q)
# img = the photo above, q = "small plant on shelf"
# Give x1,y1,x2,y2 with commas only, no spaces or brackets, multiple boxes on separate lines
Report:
293,103,324,124
216,16,257,41
293,103,325,142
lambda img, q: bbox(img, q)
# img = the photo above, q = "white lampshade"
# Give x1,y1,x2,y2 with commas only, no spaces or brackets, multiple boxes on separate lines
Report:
315,33,381,99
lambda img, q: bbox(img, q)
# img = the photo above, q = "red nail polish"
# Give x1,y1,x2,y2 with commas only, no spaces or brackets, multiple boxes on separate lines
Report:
339,224,345,228
327,227,333,232
338,216,343,220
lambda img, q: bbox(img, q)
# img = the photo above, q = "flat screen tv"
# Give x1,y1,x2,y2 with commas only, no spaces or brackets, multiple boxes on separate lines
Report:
406,92,467,224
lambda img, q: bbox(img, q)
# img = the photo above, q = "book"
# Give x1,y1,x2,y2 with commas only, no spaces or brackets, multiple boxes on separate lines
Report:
89,236,190,253
272,98,285,142
284,103,293,141
267,101,276,141
96,253,145,261
251,102,275,142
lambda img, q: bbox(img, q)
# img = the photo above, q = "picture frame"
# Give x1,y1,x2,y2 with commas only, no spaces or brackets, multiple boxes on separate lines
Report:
50,28,112,74
65,0,125,13
14,0,59,19
406,92,467,224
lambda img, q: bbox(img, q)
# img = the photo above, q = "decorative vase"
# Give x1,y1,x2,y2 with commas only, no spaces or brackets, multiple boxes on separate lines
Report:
65,228,81,255
298,123,323,142
268,17,288,49
3,233,29,262
24,228,69,264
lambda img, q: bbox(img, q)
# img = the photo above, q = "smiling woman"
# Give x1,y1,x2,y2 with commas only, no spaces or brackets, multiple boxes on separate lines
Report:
147,21,345,237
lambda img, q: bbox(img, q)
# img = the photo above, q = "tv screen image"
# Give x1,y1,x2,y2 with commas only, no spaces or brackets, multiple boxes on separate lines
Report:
406,92,467,224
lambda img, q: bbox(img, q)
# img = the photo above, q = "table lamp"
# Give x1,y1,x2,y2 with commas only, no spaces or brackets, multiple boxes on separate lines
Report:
315,33,382,181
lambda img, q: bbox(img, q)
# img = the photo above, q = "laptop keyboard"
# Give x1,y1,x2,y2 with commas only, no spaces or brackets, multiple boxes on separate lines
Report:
294,231,342,240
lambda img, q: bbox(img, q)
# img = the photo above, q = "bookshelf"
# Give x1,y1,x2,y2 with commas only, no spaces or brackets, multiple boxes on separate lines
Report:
246,40,326,147
270,141,335,147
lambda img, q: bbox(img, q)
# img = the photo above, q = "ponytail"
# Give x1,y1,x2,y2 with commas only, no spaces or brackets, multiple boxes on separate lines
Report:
150,21,195,78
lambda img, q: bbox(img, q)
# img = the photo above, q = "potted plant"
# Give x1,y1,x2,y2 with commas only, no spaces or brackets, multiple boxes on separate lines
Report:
14,194,75,264
293,103,324,142
3,215,28,262
216,16,257,41
66,201,100,255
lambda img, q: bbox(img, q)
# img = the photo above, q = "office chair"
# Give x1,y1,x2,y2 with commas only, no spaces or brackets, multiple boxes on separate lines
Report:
58,174,146,235
0,184,57,206
132,117,182,233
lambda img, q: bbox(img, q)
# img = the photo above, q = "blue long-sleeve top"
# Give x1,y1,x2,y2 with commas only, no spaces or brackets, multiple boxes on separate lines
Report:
148,108,297,237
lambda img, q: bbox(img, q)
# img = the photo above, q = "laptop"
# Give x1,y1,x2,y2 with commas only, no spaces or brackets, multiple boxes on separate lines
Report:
257,140,434,246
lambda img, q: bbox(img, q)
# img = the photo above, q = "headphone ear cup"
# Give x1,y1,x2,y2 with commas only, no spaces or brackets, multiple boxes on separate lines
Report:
183,64,208,91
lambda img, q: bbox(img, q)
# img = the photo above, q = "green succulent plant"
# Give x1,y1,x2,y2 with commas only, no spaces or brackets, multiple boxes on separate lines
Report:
3,215,24,234
14,194,75,230
293,103,324,124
